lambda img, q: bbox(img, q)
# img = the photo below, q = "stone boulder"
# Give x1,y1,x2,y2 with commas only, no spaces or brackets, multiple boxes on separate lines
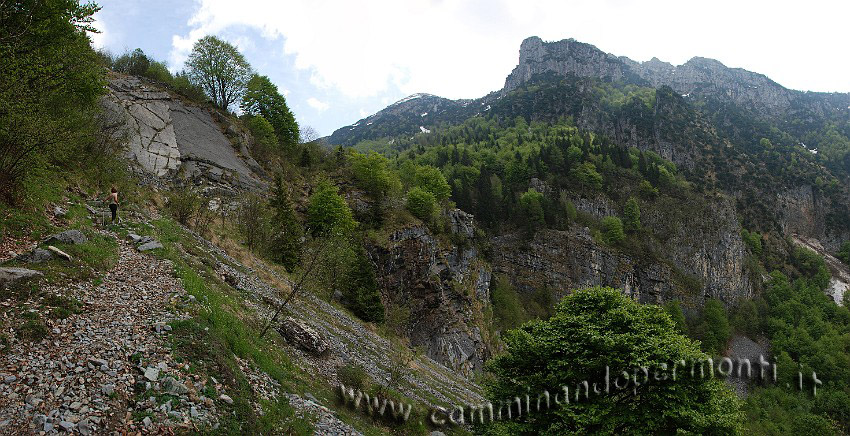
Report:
0,267,43,291
137,241,163,252
43,230,87,245
18,249,53,264
278,317,329,356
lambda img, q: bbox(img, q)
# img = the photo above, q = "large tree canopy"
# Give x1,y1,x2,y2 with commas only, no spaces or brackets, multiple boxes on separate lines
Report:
483,287,742,435
241,74,299,149
186,35,252,111
0,0,105,202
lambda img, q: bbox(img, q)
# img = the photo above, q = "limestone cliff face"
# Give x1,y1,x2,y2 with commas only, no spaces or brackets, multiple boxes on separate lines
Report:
504,36,850,118
367,210,491,376
492,228,675,304
101,75,266,191
494,194,752,307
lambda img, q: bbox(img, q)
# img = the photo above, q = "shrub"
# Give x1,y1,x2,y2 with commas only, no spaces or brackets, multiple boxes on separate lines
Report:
601,216,625,245
741,229,763,256
144,60,172,83
693,299,731,354
236,193,273,252
337,363,369,391
623,197,641,232
838,241,850,266
405,187,436,221
518,189,545,237
167,188,203,226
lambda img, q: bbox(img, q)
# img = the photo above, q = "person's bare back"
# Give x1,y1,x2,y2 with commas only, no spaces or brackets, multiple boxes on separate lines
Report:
106,187,119,223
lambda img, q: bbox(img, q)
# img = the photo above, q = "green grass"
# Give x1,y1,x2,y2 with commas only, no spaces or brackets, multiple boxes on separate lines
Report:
16,318,48,342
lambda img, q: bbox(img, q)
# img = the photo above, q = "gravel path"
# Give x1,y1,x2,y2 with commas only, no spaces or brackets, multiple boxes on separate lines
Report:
0,232,212,434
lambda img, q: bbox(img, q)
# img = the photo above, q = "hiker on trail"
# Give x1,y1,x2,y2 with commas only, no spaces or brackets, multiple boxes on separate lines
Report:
106,187,119,223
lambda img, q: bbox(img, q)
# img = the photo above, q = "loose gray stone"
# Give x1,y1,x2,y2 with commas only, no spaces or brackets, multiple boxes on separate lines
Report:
101,384,114,396
161,377,188,395
219,394,233,405
137,241,164,252
127,233,142,243
59,420,75,431
142,416,152,427
54,206,68,217
43,229,88,245
20,248,53,263
143,367,160,382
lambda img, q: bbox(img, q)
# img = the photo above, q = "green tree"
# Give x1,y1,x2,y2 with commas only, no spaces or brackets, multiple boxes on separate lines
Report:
694,299,731,355
838,241,850,265
269,175,303,271
306,181,356,237
414,165,452,201
601,216,625,245
574,162,603,190
740,229,763,256
484,287,742,435
518,189,545,236
623,197,640,232
144,60,172,83
405,187,436,221
240,74,299,149
351,152,400,203
663,300,688,334
0,0,105,202
113,48,150,76
186,35,252,110
343,248,385,323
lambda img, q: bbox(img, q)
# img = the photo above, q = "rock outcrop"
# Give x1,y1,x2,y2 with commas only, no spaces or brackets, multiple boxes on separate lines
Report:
101,75,266,192
368,221,491,376
494,195,752,306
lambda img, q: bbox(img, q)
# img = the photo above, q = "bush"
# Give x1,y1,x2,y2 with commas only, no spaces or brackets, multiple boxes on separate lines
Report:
342,249,385,324
405,187,436,221
838,241,850,265
144,60,172,83
172,72,208,102
693,299,731,354
113,48,150,76
237,194,273,251
337,363,369,391
167,189,203,226
624,197,641,232
741,229,763,256
518,189,545,237
601,216,625,245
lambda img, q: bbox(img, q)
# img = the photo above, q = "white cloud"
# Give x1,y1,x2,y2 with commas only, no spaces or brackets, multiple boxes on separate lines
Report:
170,0,850,100
307,97,329,112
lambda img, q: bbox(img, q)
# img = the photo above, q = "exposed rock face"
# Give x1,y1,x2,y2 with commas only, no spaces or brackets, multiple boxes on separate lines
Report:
102,75,265,191
493,228,675,305
494,196,752,306
368,224,490,376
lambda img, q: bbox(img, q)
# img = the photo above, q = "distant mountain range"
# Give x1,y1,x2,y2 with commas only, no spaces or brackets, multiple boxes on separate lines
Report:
328,36,850,148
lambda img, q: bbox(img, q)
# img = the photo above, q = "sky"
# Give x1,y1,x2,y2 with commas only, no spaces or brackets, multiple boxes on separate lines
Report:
91,0,850,137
